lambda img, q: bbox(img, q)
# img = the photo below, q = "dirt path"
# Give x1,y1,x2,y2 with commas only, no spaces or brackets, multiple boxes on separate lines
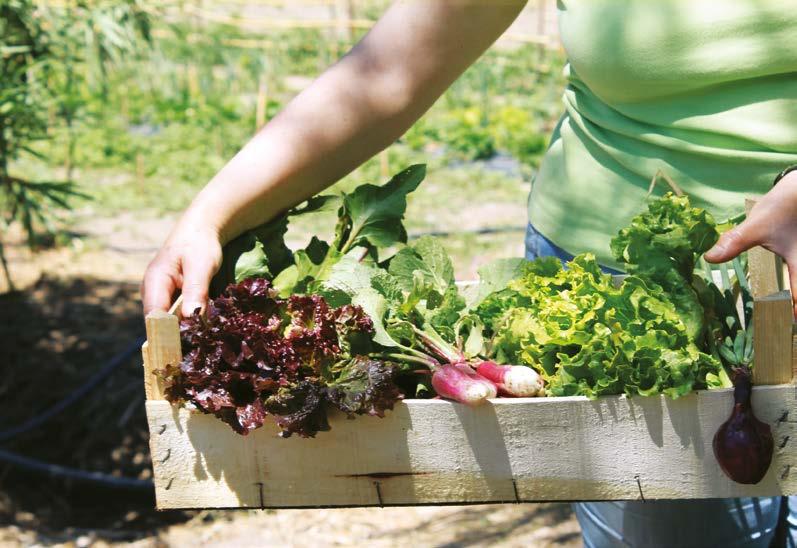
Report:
156,505,580,548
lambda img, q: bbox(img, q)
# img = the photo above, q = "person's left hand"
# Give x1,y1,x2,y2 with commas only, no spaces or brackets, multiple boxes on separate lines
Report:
704,171,797,314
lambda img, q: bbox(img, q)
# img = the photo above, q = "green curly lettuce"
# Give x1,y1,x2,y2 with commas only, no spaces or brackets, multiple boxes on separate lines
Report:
610,193,719,342
479,194,726,399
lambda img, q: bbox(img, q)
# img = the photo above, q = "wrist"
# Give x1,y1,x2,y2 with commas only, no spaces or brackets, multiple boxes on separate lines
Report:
176,201,226,245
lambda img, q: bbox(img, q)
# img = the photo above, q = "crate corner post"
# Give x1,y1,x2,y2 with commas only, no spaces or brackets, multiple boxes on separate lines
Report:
143,310,181,401
143,308,182,509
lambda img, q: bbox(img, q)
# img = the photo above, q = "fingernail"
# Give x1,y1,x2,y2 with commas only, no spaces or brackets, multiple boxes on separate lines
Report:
705,240,726,260
183,301,203,315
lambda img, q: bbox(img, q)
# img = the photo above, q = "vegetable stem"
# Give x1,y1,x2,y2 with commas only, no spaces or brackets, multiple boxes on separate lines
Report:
410,324,463,364
379,352,439,370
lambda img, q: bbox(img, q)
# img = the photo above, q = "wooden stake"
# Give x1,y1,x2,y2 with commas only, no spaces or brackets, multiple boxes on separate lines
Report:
135,152,145,191
187,64,200,100
379,149,389,178
255,75,268,131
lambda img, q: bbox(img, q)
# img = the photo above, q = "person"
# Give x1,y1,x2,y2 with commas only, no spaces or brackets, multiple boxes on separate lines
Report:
141,1,797,546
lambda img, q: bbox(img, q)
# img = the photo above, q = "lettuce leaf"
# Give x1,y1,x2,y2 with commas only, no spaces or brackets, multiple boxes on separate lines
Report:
483,254,723,398
610,193,719,342
160,278,404,437
478,193,726,400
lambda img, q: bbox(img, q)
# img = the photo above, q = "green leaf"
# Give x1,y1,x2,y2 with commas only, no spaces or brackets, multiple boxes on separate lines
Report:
281,242,342,297
289,194,341,216
719,343,739,365
339,164,425,251
479,249,724,399
468,257,525,310
212,214,292,295
234,239,270,282
351,287,397,348
323,252,381,298
273,265,299,297
389,235,454,294
733,331,745,361
455,314,485,358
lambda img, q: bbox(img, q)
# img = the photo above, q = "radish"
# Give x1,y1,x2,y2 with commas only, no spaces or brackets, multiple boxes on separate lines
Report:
431,362,497,405
381,323,500,405
476,361,544,397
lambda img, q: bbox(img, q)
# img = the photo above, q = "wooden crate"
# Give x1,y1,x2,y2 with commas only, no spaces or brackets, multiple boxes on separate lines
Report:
142,248,797,510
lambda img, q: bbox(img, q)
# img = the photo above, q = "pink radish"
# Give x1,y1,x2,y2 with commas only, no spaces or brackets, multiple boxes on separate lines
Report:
431,363,497,405
476,361,544,397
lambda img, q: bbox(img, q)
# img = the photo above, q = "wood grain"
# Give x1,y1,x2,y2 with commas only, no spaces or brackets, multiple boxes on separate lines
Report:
143,310,181,401
146,386,797,509
753,291,794,385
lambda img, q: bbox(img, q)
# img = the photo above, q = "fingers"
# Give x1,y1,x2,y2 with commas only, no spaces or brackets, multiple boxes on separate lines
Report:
704,218,765,263
180,251,221,317
142,260,180,316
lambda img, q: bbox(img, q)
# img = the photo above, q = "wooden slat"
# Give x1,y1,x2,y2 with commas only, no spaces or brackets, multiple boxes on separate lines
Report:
753,291,794,385
146,385,797,509
143,310,181,401
746,199,781,298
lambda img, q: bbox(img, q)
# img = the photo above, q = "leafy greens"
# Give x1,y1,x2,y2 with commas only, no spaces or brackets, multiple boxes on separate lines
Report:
164,164,747,438
478,193,727,398
161,278,402,437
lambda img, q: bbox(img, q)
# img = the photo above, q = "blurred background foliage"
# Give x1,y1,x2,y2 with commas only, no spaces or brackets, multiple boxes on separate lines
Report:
2,0,565,264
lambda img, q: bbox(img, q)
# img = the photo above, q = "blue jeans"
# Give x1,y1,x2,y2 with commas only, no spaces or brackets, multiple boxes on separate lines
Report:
524,222,791,547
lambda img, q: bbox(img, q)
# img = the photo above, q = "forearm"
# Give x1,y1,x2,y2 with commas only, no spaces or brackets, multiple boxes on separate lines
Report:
182,0,527,244
186,55,426,244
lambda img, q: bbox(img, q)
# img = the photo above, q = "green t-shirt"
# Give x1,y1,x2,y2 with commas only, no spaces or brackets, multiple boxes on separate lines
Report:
529,0,797,269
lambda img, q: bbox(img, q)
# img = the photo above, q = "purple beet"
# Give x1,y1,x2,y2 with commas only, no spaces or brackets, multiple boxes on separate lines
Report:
713,368,774,484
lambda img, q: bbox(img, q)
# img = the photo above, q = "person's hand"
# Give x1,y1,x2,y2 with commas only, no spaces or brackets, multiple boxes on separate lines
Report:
141,219,222,317
704,171,797,313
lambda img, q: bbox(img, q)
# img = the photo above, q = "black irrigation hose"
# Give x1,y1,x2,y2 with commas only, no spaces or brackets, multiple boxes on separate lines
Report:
0,336,146,444
0,336,154,490
0,447,154,490
408,225,526,239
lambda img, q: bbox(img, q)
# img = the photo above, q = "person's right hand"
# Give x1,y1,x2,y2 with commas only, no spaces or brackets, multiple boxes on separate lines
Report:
141,219,222,317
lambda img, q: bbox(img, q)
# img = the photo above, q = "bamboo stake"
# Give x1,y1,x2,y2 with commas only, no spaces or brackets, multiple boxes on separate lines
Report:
255,75,269,131
379,149,389,178
135,152,145,192
187,64,200,100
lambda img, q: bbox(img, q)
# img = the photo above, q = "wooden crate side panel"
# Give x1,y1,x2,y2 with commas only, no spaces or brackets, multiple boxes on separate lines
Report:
146,385,797,509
